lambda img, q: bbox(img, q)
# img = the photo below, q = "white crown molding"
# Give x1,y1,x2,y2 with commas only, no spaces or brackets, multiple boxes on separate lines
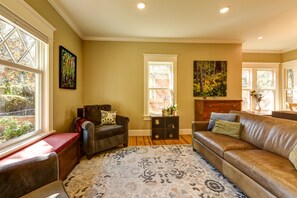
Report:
282,59,297,65
281,47,297,53
48,0,83,38
242,49,283,53
82,35,243,44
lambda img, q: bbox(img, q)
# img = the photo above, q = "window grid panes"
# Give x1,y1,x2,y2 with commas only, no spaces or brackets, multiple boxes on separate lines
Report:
148,62,173,115
242,69,252,110
284,68,297,109
0,15,44,146
0,18,37,68
242,68,276,111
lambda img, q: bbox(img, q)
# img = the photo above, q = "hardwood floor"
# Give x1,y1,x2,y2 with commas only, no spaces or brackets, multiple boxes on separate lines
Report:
128,135,192,146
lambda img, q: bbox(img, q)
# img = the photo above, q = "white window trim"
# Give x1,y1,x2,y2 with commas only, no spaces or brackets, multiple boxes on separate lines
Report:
282,59,297,110
0,0,55,158
242,62,280,110
143,54,178,120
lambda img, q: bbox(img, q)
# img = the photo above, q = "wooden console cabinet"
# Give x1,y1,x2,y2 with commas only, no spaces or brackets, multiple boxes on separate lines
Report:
195,99,242,121
151,116,179,140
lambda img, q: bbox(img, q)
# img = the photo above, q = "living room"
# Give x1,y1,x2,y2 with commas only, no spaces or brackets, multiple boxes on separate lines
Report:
1,0,297,197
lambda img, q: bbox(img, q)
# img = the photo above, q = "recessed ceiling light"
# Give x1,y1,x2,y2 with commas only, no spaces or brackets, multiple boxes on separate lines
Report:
220,7,229,14
137,2,146,9
258,36,263,40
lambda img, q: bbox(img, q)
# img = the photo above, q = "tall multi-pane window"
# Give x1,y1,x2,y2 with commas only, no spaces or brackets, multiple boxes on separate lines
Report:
0,15,47,146
242,69,252,110
242,64,278,111
283,63,297,109
144,54,177,118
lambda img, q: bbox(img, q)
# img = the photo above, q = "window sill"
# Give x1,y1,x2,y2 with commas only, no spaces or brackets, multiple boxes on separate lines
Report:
143,115,151,120
0,130,55,159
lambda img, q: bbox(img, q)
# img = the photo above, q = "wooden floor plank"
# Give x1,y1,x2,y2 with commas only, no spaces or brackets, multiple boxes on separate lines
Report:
129,136,137,146
152,140,162,145
128,135,192,146
179,136,189,144
136,136,144,146
143,136,151,146
181,135,192,144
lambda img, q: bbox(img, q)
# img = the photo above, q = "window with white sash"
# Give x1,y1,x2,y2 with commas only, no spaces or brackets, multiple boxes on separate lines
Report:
143,54,177,118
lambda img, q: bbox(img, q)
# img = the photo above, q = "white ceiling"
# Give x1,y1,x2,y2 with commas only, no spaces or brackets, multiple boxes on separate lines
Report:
49,0,297,52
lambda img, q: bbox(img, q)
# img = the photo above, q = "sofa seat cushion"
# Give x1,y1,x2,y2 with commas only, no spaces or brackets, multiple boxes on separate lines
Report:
224,149,297,198
94,125,124,140
193,131,257,158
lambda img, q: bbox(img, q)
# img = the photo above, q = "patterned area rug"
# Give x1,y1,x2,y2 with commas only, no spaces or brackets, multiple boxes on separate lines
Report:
64,145,247,198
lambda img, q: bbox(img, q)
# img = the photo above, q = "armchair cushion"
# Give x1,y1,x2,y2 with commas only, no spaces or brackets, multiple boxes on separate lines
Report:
94,125,124,140
100,110,117,125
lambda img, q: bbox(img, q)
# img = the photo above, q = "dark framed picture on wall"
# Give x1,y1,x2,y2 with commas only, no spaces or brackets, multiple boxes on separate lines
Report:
59,46,77,89
193,60,227,97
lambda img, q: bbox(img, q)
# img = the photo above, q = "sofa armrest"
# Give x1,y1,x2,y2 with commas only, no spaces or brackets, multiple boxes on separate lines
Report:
0,152,59,198
192,121,209,132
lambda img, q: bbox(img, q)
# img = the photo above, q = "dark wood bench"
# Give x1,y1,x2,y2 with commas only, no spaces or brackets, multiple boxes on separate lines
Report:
0,133,80,180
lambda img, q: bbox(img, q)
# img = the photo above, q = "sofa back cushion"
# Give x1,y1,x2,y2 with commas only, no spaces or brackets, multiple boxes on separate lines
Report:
263,119,297,159
84,105,112,125
232,111,275,149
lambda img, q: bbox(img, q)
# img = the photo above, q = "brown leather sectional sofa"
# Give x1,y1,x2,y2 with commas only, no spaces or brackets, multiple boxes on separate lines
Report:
192,111,297,198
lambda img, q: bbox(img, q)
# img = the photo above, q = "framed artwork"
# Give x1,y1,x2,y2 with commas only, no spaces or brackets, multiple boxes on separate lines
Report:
193,60,227,97
59,46,77,89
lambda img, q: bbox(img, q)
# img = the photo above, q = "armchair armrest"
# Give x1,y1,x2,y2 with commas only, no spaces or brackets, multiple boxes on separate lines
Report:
116,115,129,126
0,152,59,198
80,120,95,156
116,115,129,143
192,121,209,133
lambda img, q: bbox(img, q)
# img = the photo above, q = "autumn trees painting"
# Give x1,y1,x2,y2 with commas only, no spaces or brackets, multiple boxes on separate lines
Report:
193,61,227,97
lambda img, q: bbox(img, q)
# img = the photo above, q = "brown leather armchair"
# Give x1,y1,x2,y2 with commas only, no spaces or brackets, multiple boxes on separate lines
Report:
76,104,129,159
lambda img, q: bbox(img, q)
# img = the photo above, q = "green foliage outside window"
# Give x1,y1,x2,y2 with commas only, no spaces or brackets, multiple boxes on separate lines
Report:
0,117,33,141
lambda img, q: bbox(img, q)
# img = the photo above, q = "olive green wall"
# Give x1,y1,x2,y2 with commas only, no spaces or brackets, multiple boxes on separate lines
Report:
282,49,297,63
26,0,297,132
25,0,83,132
82,41,242,130
242,53,281,63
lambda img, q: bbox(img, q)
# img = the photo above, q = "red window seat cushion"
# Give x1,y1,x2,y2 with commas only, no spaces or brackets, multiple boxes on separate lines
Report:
0,133,79,166
43,133,79,154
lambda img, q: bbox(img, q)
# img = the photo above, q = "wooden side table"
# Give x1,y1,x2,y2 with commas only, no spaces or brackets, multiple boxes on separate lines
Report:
151,115,179,140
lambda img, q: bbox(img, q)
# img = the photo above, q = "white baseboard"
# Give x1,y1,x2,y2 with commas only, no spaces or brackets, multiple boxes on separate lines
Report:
129,129,191,136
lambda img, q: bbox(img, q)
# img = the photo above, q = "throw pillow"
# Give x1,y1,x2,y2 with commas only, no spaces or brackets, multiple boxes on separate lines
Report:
212,119,242,139
289,143,297,170
100,110,117,125
207,112,237,131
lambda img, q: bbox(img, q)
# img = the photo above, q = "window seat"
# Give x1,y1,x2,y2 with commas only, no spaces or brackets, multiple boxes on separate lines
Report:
0,133,80,180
